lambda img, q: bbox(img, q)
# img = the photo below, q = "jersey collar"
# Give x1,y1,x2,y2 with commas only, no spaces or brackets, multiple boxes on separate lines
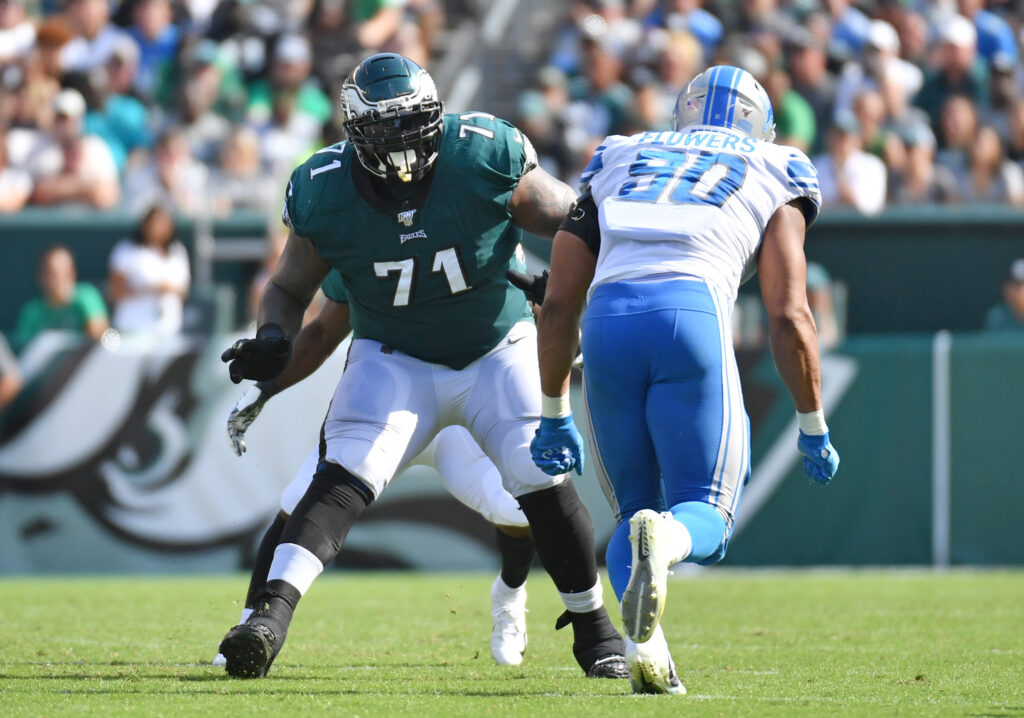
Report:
352,159,436,216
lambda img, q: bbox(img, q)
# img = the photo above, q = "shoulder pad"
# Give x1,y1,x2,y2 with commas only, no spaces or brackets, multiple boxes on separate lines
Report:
283,142,351,236
444,113,533,184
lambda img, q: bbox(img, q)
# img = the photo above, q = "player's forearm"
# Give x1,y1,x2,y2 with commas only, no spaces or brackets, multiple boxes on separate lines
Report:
768,308,822,414
258,279,311,340
536,299,581,398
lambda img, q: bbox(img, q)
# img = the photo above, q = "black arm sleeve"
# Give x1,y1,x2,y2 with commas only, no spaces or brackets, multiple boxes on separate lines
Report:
557,192,601,257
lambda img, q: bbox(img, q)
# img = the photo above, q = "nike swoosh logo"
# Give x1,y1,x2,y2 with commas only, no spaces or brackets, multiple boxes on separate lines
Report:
508,335,526,344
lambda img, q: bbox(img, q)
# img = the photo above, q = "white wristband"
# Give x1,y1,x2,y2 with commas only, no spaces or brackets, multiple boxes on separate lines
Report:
542,392,572,419
797,409,828,435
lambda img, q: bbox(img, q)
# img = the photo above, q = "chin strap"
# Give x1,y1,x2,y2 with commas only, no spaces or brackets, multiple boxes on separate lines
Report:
386,149,418,182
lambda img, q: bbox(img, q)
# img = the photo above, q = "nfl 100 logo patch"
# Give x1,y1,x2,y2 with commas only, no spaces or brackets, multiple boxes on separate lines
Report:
397,209,417,226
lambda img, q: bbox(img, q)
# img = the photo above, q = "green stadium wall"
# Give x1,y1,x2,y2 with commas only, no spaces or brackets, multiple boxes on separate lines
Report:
2,205,1024,335
725,334,1024,566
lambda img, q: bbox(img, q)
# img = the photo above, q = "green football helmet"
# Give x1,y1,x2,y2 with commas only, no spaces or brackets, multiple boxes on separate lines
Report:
340,53,444,183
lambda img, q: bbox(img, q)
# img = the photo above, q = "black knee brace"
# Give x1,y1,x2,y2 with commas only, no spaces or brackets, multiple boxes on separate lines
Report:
515,482,598,594
278,462,373,566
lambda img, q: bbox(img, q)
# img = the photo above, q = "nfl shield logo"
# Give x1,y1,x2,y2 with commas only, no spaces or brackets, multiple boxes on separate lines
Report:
397,209,417,226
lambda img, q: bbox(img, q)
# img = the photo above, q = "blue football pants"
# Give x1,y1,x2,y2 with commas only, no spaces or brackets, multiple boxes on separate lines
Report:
581,277,750,599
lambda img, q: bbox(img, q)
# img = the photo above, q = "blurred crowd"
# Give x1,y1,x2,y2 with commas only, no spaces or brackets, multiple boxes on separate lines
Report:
0,0,450,216
3,0,1024,385
3,0,1023,219
516,0,1024,214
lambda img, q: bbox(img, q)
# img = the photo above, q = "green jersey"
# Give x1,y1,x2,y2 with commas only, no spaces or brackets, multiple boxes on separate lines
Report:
14,282,108,349
285,112,535,369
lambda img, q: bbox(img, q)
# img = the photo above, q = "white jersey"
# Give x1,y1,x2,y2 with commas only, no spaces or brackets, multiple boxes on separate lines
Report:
581,125,821,303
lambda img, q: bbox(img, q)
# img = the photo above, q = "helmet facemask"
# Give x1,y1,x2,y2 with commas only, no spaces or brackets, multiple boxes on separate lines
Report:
343,101,443,183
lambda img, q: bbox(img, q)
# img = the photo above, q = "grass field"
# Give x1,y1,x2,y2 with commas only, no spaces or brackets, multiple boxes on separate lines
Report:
2,570,1022,717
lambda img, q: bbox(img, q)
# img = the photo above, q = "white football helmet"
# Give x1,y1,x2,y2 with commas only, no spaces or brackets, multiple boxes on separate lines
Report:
673,65,776,142
340,53,444,183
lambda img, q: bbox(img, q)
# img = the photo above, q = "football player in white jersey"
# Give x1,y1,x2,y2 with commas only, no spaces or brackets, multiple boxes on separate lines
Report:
218,287,534,668
530,65,841,695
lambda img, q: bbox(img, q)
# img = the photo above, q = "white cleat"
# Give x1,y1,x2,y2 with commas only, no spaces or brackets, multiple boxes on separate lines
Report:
212,652,227,667
626,634,686,695
490,582,528,666
621,509,680,643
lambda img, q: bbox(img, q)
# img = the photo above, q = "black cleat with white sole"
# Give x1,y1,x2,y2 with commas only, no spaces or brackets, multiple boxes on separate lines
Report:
586,653,630,679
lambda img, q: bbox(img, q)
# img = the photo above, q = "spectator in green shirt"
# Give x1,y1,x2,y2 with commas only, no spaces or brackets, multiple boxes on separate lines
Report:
983,258,1024,332
14,245,110,349
765,66,817,154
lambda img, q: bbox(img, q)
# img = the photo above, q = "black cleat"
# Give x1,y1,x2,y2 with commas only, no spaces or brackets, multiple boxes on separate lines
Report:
555,608,629,679
218,622,280,679
586,653,630,679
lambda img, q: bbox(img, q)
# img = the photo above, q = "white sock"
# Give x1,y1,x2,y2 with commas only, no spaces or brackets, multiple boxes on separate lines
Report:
661,512,694,564
239,607,254,624
491,575,526,604
266,542,324,596
559,578,603,613
626,624,668,655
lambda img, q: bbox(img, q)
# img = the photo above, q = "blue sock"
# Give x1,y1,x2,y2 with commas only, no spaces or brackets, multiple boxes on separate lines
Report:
605,519,632,601
606,502,728,601
670,501,727,564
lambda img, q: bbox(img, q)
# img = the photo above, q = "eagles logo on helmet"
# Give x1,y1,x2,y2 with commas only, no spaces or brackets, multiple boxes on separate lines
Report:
340,53,444,184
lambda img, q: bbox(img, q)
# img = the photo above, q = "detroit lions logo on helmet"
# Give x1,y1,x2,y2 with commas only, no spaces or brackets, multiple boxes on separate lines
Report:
673,65,776,143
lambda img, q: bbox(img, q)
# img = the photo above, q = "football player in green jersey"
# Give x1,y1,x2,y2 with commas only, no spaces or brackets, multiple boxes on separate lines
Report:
218,53,628,681
217,272,536,667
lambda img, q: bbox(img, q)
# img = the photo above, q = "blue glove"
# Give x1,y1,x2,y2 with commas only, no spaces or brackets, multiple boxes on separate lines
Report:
797,430,840,485
531,415,585,476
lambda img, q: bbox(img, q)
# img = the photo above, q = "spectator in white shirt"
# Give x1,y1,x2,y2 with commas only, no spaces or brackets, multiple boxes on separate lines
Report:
834,19,923,121
813,113,888,215
61,0,131,73
0,0,36,65
122,127,209,215
108,204,191,335
28,88,120,209
0,126,32,212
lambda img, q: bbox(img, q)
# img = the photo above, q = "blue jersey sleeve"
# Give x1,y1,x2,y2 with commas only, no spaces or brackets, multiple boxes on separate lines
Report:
785,150,821,227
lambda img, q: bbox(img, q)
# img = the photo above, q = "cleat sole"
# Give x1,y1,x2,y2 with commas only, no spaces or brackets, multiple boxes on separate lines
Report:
622,511,669,643
219,625,274,679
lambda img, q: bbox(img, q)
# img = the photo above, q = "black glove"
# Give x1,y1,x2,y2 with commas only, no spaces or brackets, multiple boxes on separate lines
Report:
221,323,292,384
505,269,549,306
